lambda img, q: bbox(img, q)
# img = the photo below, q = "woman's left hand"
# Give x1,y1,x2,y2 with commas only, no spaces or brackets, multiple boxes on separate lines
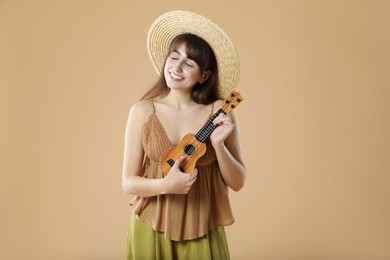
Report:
210,114,235,147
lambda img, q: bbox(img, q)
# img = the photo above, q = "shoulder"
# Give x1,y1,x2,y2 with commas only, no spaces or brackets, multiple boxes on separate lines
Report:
130,99,154,112
127,99,154,124
212,99,224,113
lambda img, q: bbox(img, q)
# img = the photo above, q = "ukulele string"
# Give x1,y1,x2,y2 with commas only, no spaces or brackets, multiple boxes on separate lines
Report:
179,120,216,171
178,94,240,171
180,109,228,171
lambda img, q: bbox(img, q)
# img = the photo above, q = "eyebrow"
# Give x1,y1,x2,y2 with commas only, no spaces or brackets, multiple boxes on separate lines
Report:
171,49,196,63
172,49,183,56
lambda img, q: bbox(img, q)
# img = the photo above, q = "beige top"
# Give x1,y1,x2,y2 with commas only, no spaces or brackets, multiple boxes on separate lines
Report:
130,102,234,241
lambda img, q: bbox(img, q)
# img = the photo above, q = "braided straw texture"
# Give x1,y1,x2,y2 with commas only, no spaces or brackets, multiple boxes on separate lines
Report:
147,10,240,98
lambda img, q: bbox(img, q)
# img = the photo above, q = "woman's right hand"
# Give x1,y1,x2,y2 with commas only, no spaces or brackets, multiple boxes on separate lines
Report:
162,157,198,194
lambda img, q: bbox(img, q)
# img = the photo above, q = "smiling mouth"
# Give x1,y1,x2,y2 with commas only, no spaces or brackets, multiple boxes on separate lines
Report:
170,72,183,81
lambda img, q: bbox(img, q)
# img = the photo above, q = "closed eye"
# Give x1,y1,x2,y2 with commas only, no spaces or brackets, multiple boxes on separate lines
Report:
170,51,180,60
169,49,197,68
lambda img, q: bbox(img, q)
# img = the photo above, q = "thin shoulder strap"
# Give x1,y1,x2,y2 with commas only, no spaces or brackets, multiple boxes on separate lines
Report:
210,102,215,116
151,100,156,113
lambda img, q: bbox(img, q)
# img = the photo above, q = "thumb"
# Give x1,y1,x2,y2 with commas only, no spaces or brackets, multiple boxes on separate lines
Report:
172,156,185,171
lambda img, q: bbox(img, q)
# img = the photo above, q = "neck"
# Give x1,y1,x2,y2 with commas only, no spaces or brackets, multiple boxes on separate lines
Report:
165,89,195,109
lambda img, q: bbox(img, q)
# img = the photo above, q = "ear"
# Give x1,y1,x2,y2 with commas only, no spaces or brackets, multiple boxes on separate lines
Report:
199,70,212,84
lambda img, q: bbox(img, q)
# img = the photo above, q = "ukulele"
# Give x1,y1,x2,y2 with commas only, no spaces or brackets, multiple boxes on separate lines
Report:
160,90,244,175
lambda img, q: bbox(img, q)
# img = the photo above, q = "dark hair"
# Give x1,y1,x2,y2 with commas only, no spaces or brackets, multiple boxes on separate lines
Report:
141,33,219,105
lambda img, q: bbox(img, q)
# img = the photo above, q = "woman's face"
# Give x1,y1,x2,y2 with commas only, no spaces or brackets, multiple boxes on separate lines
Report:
164,43,207,91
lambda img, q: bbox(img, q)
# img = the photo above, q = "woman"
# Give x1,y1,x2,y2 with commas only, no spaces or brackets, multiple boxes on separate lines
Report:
122,10,246,259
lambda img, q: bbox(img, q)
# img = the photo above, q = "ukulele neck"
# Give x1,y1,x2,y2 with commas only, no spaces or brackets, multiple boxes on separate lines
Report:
195,109,226,143
194,90,243,143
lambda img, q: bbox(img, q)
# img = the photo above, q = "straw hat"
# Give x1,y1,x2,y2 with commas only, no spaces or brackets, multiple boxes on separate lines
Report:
147,10,240,98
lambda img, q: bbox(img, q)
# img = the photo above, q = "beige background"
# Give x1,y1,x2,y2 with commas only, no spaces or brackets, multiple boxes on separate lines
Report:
1,0,389,259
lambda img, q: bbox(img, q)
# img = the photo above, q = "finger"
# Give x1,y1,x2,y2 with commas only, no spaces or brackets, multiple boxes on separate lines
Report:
213,114,225,124
173,156,185,171
214,115,231,125
219,118,234,128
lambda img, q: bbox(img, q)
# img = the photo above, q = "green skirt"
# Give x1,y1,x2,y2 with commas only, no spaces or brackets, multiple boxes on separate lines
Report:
126,214,230,260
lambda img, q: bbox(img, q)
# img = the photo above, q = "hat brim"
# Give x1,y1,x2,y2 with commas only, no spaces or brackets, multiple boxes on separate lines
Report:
147,10,240,98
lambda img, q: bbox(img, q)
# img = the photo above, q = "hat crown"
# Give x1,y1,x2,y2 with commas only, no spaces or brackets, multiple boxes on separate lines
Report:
147,10,240,98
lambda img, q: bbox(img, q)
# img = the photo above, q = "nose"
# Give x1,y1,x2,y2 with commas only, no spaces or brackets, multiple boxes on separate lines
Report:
172,61,183,73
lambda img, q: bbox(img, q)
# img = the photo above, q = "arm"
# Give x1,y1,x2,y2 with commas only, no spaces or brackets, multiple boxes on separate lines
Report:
121,100,164,197
211,110,247,191
121,100,197,197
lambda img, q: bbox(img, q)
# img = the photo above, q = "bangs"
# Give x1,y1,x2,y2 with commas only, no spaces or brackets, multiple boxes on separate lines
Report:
168,33,217,72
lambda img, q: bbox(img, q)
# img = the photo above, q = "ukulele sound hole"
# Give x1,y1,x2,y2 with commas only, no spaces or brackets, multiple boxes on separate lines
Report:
184,144,196,156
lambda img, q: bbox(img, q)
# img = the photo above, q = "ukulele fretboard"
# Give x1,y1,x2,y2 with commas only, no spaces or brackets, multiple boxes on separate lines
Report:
195,109,226,143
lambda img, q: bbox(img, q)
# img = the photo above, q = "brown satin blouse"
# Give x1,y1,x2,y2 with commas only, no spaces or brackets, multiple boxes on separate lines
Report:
130,102,234,241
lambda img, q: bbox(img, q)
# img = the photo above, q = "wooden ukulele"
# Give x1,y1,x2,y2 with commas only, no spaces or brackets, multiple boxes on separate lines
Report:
160,90,244,175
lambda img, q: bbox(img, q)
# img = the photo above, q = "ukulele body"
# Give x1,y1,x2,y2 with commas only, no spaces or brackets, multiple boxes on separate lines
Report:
159,90,243,176
160,133,206,175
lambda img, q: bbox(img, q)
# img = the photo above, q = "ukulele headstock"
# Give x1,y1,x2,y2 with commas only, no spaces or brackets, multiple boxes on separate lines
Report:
221,90,244,114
